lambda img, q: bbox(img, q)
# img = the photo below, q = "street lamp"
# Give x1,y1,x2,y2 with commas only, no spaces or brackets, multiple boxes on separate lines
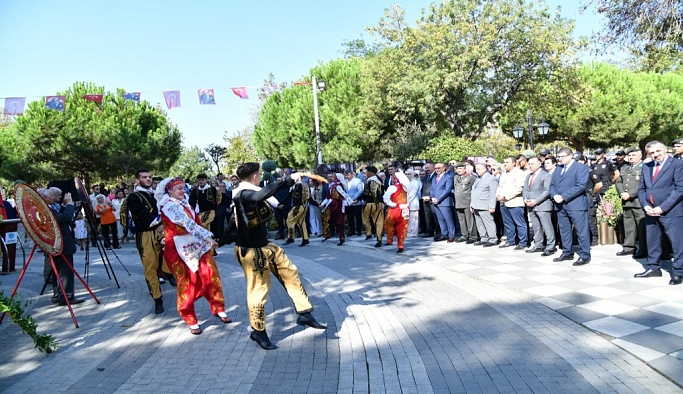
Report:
511,109,550,151
312,76,327,166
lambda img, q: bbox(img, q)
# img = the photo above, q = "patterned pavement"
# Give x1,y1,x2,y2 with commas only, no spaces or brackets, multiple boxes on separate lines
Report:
0,232,681,393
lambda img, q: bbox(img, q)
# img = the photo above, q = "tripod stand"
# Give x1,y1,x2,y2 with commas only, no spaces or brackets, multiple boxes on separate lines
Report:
73,178,130,287
1,182,100,328
1,244,100,328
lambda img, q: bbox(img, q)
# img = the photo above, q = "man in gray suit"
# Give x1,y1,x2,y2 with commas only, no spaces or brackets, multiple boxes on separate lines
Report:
471,163,499,246
454,162,478,243
523,157,556,256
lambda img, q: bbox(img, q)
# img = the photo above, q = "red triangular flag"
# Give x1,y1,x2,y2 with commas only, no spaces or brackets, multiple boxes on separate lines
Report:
231,87,249,99
83,94,103,105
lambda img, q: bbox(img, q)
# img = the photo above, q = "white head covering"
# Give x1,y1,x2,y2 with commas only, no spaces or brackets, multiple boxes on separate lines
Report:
394,172,410,190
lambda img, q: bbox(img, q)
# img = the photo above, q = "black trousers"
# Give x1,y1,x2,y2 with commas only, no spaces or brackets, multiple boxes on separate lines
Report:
422,200,440,236
101,222,119,248
346,205,363,235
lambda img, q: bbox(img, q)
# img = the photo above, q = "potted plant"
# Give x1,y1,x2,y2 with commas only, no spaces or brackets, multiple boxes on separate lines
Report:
597,185,623,244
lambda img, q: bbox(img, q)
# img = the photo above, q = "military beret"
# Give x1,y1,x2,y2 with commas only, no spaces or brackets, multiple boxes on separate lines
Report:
595,148,605,154
673,138,683,145
539,148,550,156
615,150,625,156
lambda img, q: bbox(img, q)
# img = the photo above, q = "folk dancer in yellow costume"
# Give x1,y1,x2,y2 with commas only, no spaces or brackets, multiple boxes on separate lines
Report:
231,163,326,350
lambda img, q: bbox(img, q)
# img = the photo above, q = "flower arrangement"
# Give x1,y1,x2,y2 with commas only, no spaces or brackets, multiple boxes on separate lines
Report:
597,185,623,227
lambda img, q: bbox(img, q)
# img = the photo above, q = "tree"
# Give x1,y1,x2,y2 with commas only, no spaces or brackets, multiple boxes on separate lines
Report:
585,0,683,71
253,57,368,167
0,82,181,185
204,143,227,174
544,62,683,150
168,146,212,180
222,131,259,175
361,0,580,142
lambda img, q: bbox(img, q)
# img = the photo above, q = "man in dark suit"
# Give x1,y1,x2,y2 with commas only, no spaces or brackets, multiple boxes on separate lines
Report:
523,157,556,256
420,162,440,238
430,162,456,241
635,140,683,285
42,187,84,306
549,147,591,266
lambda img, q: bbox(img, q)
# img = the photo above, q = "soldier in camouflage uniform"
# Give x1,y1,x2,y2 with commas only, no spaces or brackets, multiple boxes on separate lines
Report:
615,147,647,258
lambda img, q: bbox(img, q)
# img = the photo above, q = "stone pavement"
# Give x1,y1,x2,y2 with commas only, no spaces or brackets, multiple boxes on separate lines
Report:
0,232,681,393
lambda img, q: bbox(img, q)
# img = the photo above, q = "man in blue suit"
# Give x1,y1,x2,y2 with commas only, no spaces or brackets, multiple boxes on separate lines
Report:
635,140,683,285
549,147,591,266
430,162,456,242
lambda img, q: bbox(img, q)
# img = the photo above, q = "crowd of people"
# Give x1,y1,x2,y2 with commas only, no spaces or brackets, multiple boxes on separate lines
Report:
219,139,682,287
28,137,683,348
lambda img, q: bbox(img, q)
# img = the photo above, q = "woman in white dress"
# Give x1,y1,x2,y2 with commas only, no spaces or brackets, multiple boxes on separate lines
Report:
405,169,422,237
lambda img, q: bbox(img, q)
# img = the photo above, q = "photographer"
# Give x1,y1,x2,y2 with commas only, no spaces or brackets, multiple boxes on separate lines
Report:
95,194,120,249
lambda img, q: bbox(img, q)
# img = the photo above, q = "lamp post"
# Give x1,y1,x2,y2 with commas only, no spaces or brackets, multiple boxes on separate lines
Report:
312,76,327,166
512,109,550,151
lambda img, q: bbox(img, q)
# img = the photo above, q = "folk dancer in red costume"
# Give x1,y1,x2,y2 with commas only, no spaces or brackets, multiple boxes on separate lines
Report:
155,177,232,335
321,173,353,246
383,172,411,253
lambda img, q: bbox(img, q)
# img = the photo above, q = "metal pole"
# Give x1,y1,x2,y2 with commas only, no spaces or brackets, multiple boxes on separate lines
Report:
312,76,323,165
527,109,535,151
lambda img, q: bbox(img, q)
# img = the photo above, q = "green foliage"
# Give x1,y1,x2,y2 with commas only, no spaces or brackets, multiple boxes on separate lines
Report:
588,0,683,71
253,58,367,167
419,136,487,163
546,62,683,150
0,287,58,353
167,146,212,180
261,160,277,172
477,132,521,162
361,0,580,143
598,185,623,227
222,131,260,175
0,82,181,185
204,143,227,174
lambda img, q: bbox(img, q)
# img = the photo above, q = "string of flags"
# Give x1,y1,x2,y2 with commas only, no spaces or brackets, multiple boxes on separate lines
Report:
2,84,281,115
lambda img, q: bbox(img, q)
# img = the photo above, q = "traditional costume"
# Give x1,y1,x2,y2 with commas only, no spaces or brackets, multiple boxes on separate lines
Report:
231,164,325,350
285,179,315,246
321,174,352,246
383,172,410,253
362,169,385,247
126,184,170,313
156,177,231,335
188,175,221,234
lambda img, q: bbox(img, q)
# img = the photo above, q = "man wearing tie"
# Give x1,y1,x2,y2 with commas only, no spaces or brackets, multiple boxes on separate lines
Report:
420,163,440,238
549,147,591,266
523,157,556,256
635,140,683,285
430,162,456,242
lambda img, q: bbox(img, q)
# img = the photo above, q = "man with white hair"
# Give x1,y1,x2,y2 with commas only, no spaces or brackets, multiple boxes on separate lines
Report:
41,187,84,306
635,140,683,285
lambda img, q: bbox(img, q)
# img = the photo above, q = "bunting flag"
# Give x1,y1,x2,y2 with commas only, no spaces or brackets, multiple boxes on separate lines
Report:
163,90,181,109
122,92,141,102
83,94,103,104
3,97,26,115
231,87,249,99
45,95,66,111
198,88,215,105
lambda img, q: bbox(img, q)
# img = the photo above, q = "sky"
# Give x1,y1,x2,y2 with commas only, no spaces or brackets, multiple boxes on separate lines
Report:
0,0,606,150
